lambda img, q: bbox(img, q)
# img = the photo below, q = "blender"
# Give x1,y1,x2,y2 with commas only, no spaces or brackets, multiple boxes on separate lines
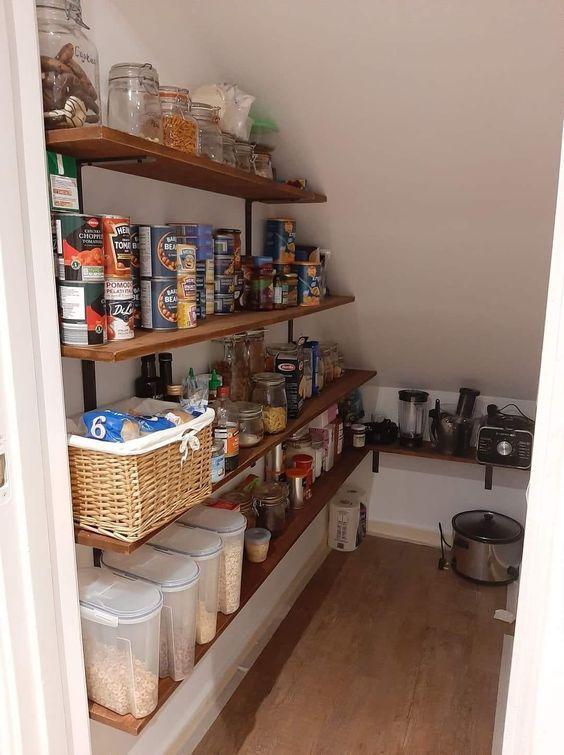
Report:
398,390,429,447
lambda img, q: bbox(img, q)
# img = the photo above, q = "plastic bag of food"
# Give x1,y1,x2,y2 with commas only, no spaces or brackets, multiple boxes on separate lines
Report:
191,83,255,141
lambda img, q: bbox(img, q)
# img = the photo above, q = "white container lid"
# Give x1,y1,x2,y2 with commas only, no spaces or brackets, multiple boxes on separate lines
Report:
178,505,246,535
78,567,163,626
149,523,223,559
100,545,199,593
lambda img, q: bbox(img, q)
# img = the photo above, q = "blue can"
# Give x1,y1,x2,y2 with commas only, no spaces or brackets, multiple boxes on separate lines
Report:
294,262,321,307
265,218,296,264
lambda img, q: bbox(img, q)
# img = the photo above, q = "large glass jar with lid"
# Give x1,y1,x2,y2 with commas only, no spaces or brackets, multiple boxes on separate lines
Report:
235,141,255,172
265,342,299,371
159,86,198,153
178,89,199,154
246,329,266,374
108,63,162,142
36,0,101,129
251,373,287,434
191,103,223,162
252,482,289,536
233,402,264,447
211,334,250,402
320,344,334,385
221,133,237,167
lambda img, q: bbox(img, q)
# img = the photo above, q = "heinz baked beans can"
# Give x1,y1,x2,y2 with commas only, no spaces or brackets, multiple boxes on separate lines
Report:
58,280,106,345
105,278,135,341
205,283,215,315
102,215,131,278
130,224,140,279
132,278,141,328
139,225,177,278
177,299,197,329
140,278,177,330
55,213,104,281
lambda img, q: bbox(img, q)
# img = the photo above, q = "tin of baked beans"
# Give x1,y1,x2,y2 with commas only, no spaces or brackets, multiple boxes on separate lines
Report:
132,278,141,328
177,299,197,329
55,212,104,281
206,284,215,315
216,228,242,271
234,271,244,310
58,280,106,345
265,218,296,264
104,278,135,341
177,243,197,273
178,272,197,300
196,286,206,319
214,274,235,295
139,225,177,278
205,259,214,284
214,236,230,255
214,255,235,276
130,224,140,279
214,294,235,315
140,278,177,329
102,215,131,277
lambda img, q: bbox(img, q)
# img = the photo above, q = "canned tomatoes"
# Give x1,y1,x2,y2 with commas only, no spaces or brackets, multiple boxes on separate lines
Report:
58,280,106,345
140,278,177,330
102,215,131,277
139,225,177,278
55,213,104,281
105,278,135,341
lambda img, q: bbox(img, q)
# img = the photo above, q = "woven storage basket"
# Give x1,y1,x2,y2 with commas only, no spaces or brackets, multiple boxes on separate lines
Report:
69,423,213,542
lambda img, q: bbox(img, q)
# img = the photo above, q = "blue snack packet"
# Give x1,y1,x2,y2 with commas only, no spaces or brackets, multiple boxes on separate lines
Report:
82,411,140,443
135,415,176,434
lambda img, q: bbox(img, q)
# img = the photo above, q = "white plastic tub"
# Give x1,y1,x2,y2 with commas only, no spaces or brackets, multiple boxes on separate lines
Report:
100,545,200,681
150,524,222,644
178,506,246,614
78,567,162,718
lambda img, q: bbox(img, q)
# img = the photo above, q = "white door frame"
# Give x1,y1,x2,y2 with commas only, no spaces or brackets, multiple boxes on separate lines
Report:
503,123,564,753
0,0,91,752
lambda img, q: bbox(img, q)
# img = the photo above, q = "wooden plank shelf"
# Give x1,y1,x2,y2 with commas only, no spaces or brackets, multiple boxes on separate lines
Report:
46,126,327,203
88,445,371,735
75,369,377,553
369,440,478,465
61,295,355,363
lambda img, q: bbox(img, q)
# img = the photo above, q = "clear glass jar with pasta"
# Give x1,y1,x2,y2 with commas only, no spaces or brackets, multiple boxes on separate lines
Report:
251,373,287,434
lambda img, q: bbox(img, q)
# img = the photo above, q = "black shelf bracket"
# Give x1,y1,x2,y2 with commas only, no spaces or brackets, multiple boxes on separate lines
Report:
81,360,98,411
372,449,379,473
245,198,253,256
485,465,493,491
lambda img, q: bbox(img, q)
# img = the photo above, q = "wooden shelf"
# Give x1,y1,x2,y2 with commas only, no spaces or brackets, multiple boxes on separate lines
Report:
75,369,377,552
46,126,327,203
87,445,371,735
61,296,355,363
370,440,478,465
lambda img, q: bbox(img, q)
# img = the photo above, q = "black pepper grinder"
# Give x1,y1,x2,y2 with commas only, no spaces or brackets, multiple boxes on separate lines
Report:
158,352,174,399
135,354,163,399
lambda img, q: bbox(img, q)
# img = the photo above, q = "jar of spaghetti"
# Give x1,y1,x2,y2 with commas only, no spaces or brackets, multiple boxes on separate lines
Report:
159,86,197,153
251,373,287,434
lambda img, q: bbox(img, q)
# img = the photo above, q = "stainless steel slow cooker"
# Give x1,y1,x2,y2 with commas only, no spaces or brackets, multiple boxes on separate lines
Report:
451,510,524,584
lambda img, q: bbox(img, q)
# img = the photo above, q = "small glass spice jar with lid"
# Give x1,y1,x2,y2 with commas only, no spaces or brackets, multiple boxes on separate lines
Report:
210,439,225,484
253,152,274,179
191,102,223,162
235,141,255,172
251,373,287,434
233,401,264,447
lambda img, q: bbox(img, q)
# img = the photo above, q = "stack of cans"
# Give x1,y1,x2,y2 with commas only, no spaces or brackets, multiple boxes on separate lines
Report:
139,226,178,330
216,228,243,309
170,223,214,320
213,232,236,314
176,242,197,329
102,215,134,341
130,225,141,328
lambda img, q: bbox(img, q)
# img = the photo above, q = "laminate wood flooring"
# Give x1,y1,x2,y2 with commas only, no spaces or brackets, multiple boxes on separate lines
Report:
195,537,508,755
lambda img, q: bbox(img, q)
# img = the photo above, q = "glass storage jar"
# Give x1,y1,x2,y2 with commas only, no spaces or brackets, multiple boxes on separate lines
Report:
251,373,287,434
285,433,314,467
249,270,274,311
178,89,199,154
233,402,264,447
191,103,223,162
253,152,274,180
235,141,255,172
246,329,266,374
265,342,299,371
221,133,237,167
212,334,250,402
159,86,196,153
37,0,101,129
320,342,340,381
320,344,334,385
108,62,162,141
253,482,289,536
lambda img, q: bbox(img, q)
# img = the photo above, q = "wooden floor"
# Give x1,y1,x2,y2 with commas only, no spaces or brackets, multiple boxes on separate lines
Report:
195,537,509,755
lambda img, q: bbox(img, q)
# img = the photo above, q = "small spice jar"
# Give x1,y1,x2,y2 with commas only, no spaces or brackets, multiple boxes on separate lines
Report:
251,373,288,434
249,269,274,311
221,133,237,167
233,402,264,447
210,440,225,484
244,528,271,563
253,482,289,535
351,423,366,448
273,273,287,309
235,141,255,172
191,102,223,162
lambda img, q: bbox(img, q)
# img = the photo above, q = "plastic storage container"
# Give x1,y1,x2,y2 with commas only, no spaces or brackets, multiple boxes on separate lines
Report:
78,567,162,717
100,546,199,682
178,506,246,614
149,525,222,644
245,528,271,563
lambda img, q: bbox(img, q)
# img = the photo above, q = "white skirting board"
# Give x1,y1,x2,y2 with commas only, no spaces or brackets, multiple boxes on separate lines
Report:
367,520,441,548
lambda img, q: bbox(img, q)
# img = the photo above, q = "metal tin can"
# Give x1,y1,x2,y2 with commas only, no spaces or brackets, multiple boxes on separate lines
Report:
205,258,214,284
58,280,106,345
265,218,296,264
214,294,235,315
294,262,322,307
132,277,141,328
294,245,321,263
214,235,230,255
104,278,135,341
102,215,131,278
177,298,197,329
139,225,177,278
196,286,206,320
214,254,235,276
206,284,215,315
55,212,104,281
177,243,196,273
216,228,242,271
130,224,140,279
140,278,178,329
265,443,285,481
177,272,197,300
214,274,235,295
234,271,244,310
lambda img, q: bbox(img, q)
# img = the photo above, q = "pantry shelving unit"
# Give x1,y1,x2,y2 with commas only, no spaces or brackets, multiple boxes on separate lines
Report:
88,445,371,735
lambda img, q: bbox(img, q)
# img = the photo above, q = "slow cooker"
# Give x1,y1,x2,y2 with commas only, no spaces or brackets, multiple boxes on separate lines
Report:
451,510,524,584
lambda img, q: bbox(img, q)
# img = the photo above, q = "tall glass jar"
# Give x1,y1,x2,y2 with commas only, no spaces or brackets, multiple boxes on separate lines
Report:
178,89,199,154
159,87,197,153
108,63,162,141
212,334,250,402
253,482,289,536
246,329,266,374
235,141,255,172
191,103,223,162
221,133,237,167
37,0,101,129
320,345,334,385
251,373,287,434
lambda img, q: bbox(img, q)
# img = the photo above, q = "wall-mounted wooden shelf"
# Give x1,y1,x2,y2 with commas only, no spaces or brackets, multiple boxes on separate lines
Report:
61,296,354,363
75,369,377,553
46,126,327,203
87,444,370,735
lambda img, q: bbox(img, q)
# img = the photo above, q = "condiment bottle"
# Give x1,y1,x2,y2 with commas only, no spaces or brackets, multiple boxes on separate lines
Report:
213,386,239,473
135,354,163,399
159,352,173,397
208,369,221,401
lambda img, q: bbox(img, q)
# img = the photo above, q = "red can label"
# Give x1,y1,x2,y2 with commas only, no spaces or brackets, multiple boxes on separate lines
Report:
55,213,104,281
102,215,131,277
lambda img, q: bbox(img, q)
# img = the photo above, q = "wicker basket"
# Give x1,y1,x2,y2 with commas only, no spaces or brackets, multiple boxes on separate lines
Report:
69,423,213,542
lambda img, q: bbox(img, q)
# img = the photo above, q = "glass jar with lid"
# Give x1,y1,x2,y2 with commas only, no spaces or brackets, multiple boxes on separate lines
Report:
251,373,287,434
265,342,299,371
320,344,334,385
108,63,162,141
285,432,314,467
233,402,264,447
246,329,266,374
211,334,250,402
249,269,274,311
252,482,289,536
320,342,340,381
178,89,199,154
159,86,197,153
221,133,237,167
191,103,223,162
37,0,101,130
235,141,255,172
253,152,274,180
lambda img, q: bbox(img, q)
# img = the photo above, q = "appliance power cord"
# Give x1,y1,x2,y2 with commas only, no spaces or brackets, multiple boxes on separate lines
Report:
438,522,451,570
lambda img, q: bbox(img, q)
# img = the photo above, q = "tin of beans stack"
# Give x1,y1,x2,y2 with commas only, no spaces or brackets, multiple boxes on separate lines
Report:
139,226,178,330
130,224,141,328
177,241,197,329
140,278,177,330
265,218,296,264
54,213,104,281
58,280,106,345
171,223,213,261
105,277,135,340
196,261,207,320
216,228,242,271
139,225,177,278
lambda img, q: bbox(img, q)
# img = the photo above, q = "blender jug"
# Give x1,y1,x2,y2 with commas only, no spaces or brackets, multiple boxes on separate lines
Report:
398,390,429,447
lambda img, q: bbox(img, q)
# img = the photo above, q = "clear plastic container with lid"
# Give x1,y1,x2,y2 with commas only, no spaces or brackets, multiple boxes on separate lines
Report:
107,63,163,142
78,567,162,717
178,506,247,614
100,546,199,682
37,0,101,129
251,373,287,434
149,525,222,644
191,102,223,162
233,401,264,447
159,86,198,154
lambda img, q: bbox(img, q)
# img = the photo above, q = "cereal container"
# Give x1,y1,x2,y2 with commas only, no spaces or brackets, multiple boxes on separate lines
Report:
77,568,162,718
101,547,200,682
265,219,296,264
294,262,322,307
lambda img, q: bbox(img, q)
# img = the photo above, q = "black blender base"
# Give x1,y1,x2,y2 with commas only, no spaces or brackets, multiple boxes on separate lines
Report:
399,437,423,448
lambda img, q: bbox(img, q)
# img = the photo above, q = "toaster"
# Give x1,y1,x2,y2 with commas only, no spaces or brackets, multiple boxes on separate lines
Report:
476,405,534,470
